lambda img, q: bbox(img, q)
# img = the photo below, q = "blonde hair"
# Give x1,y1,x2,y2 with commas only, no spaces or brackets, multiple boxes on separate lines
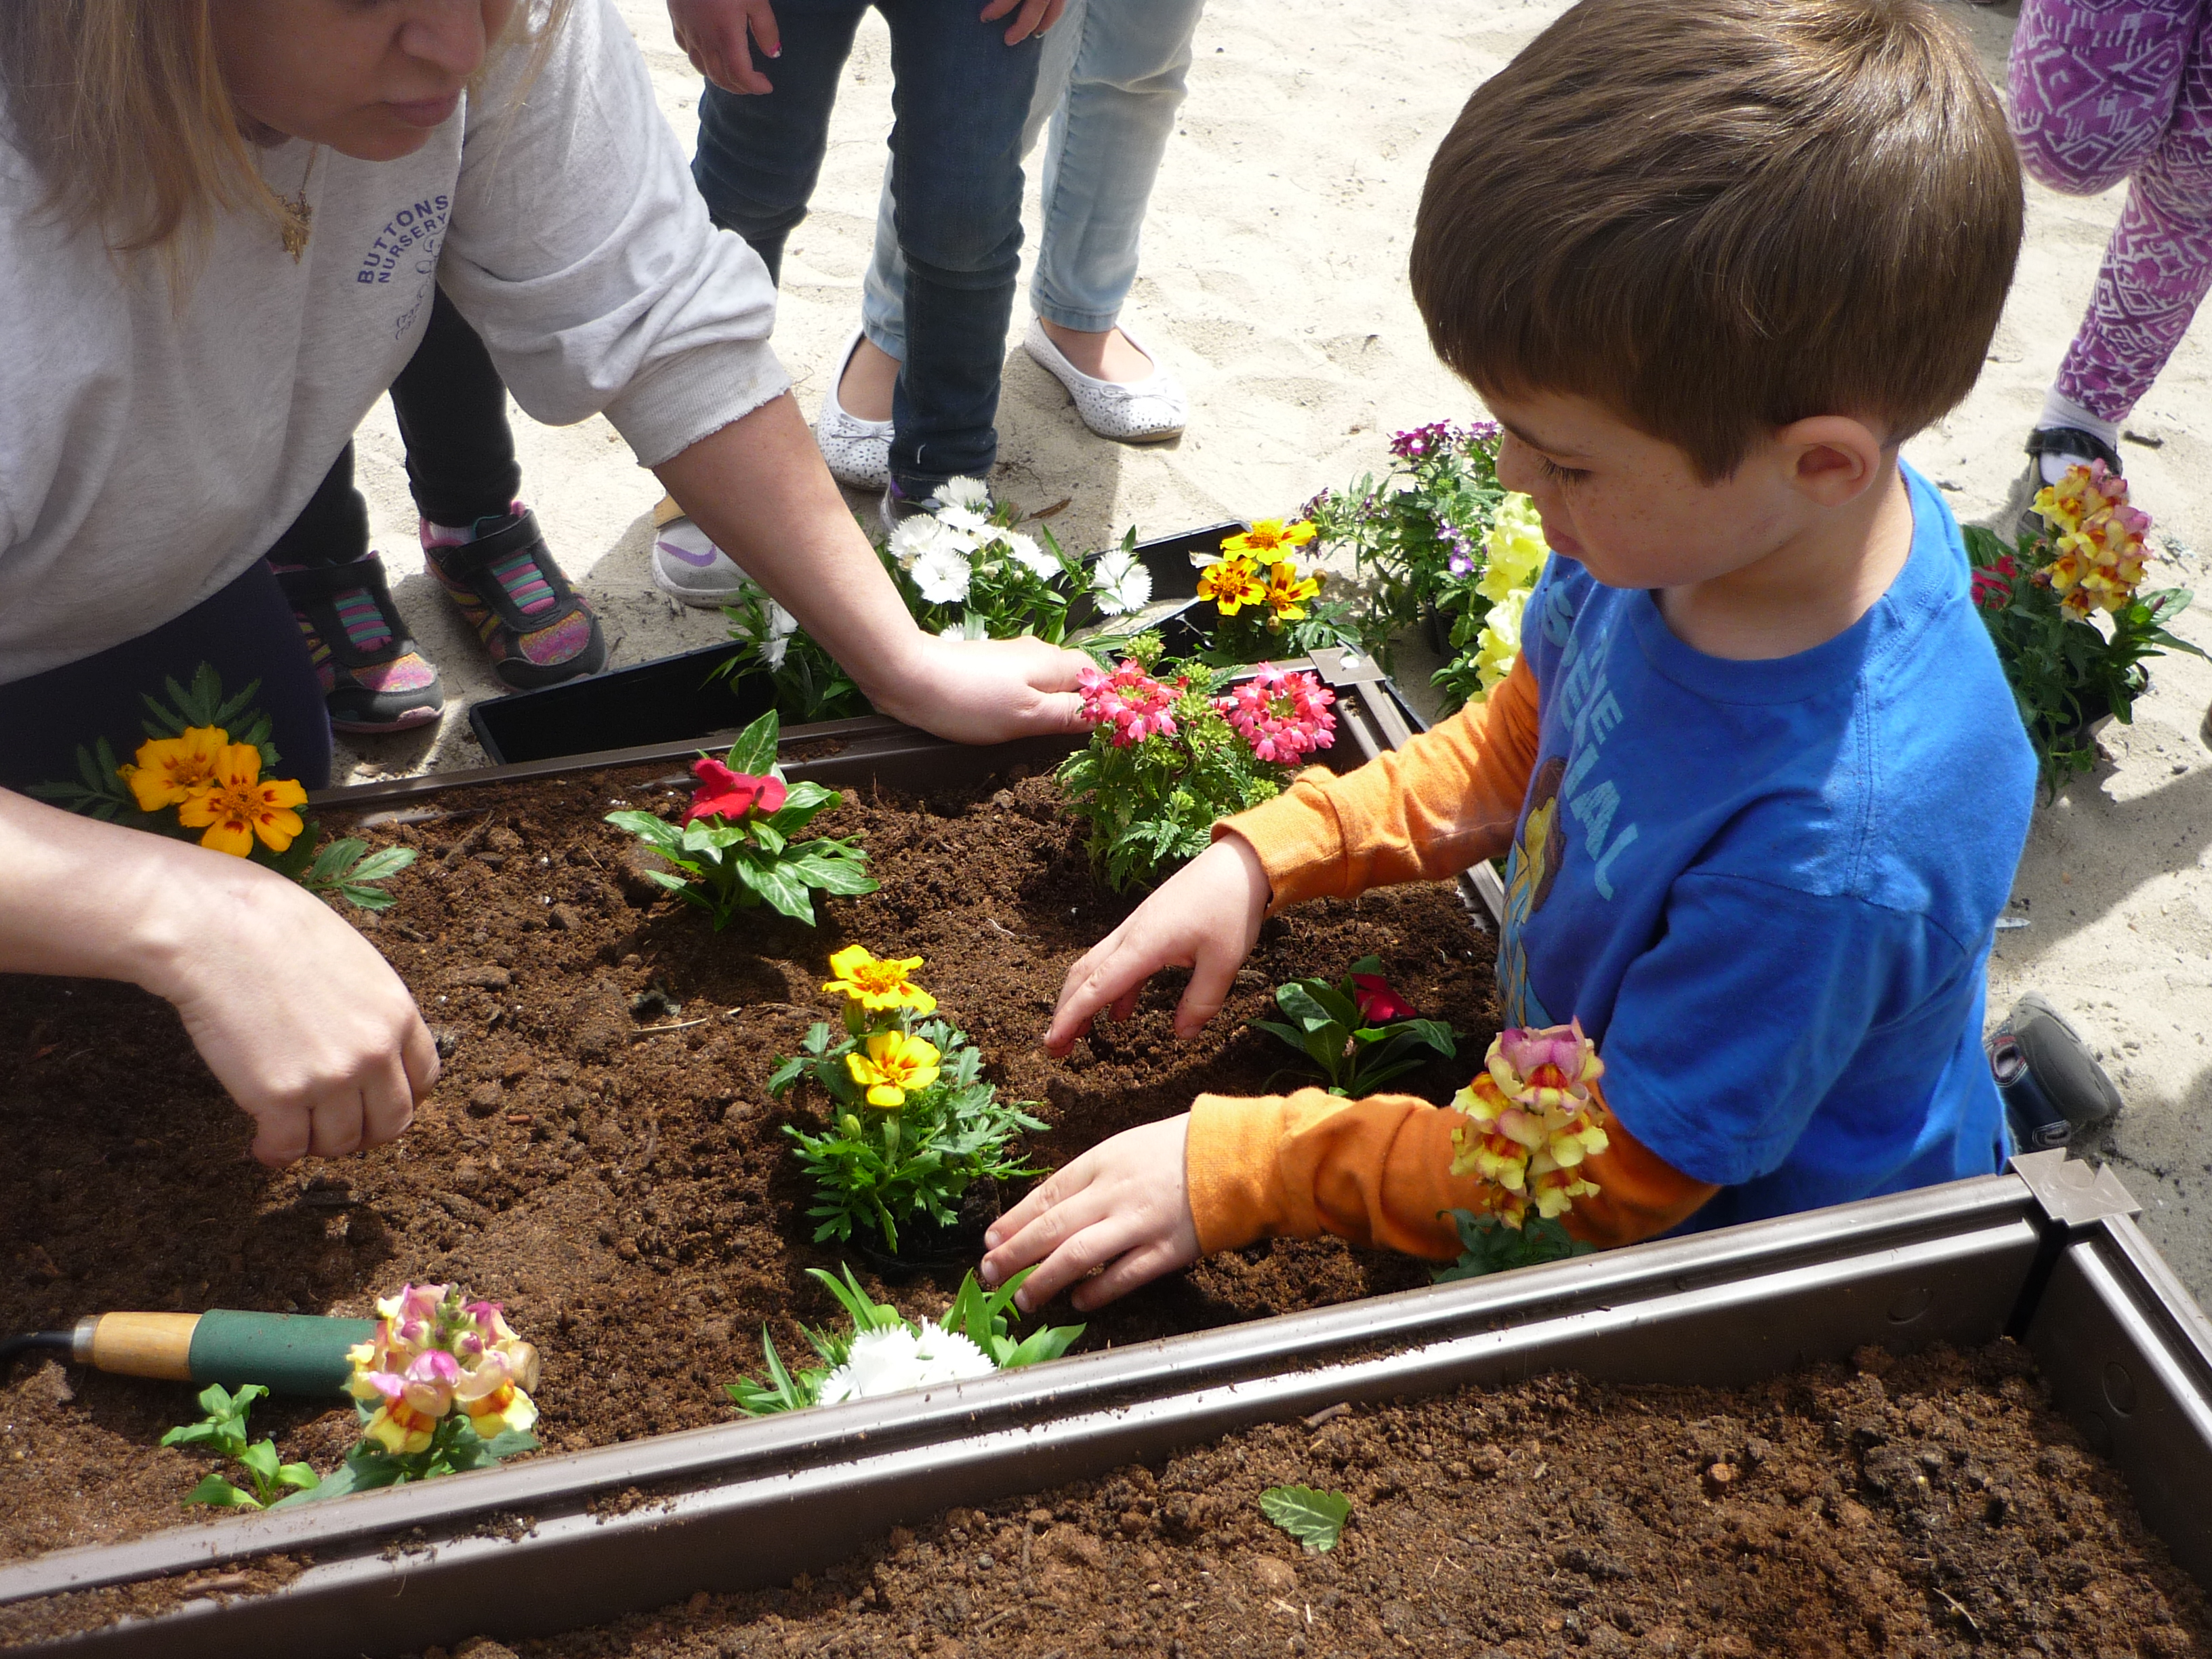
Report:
0,0,571,260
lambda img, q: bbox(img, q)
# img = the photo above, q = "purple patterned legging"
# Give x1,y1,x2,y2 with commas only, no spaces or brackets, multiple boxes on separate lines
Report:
2011,0,2212,423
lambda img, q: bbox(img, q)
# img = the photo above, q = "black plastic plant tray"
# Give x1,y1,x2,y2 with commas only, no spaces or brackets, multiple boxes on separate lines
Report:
4,1152,2206,1656
467,520,1250,767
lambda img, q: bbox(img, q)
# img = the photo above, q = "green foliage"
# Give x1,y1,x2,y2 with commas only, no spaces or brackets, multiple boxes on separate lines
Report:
1257,1485,1352,1552
607,711,877,928
292,1406,536,1504
1197,590,1366,670
725,1265,1084,1414
1055,668,1287,893
161,1383,320,1509
1964,523,2207,798
1251,955,1457,1096
1306,424,1507,674
717,579,870,725
777,1015,1044,1248
1432,1210,1593,1282
26,664,413,910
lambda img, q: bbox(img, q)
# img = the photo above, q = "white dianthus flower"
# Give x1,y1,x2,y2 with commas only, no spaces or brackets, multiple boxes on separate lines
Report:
890,512,956,569
997,529,1057,579
933,476,994,513
911,542,975,605
817,1321,998,1404
1090,547,1153,616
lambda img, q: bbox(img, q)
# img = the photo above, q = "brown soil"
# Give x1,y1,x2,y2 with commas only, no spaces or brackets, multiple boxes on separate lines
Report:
0,762,1496,1564
434,1343,2212,1659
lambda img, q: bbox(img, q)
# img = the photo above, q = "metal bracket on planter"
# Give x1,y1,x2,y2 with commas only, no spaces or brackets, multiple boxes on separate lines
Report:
2008,1147,2142,1228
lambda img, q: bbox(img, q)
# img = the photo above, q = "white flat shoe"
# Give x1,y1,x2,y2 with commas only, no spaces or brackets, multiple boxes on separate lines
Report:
813,328,894,491
1023,317,1187,443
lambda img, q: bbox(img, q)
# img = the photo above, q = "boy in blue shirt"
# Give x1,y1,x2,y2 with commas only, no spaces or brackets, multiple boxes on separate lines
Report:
977,0,2041,1312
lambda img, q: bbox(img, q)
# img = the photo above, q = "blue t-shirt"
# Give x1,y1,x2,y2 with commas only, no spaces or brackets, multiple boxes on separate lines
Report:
1496,464,2035,1231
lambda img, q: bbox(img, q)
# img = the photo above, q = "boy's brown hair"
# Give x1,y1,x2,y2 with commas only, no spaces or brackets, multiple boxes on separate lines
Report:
1410,0,2022,480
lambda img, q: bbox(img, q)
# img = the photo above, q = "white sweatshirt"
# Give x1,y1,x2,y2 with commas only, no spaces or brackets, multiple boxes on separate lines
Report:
0,0,787,685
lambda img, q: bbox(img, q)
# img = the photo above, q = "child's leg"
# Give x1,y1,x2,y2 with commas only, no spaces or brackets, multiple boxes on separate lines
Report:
689,0,872,283
264,443,444,734
0,559,331,795
395,287,607,691
2051,9,2212,428
2007,0,2192,197
880,1,1046,498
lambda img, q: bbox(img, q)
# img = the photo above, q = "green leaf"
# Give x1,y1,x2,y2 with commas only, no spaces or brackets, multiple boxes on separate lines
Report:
348,845,417,884
767,1054,808,1095
1402,1019,1457,1058
182,1473,262,1510
724,710,782,778
276,1462,321,1492
237,1439,282,1491
607,809,682,846
735,855,817,924
1258,1486,1351,1552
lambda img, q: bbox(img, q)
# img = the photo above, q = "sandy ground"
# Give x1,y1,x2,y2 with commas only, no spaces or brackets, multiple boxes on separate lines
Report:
337,1,2212,1302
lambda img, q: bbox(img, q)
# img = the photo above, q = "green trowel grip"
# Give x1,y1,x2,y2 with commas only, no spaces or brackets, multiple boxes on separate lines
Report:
186,1311,379,1397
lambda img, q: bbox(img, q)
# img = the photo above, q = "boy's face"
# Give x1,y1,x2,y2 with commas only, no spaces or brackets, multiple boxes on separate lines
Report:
1485,391,1824,592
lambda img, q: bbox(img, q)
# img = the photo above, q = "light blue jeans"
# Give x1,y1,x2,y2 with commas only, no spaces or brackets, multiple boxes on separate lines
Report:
860,0,1206,356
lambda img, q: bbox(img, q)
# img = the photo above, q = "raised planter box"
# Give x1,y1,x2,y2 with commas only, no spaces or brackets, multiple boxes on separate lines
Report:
3,1152,2205,1655
467,521,1250,766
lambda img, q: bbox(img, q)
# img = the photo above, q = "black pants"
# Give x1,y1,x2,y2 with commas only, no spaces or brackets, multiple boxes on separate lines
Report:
264,286,521,569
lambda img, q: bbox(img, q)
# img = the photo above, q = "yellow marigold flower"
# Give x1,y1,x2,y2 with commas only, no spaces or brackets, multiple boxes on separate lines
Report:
173,744,308,856
1197,555,1267,616
121,726,228,813
846,1029,942,1108
1223,518,1317,559
823,944,937,1015
1263,560,1322,621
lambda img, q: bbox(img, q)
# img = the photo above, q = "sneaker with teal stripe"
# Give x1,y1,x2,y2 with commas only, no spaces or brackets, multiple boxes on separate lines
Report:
422,504,605,691
273,554,445,734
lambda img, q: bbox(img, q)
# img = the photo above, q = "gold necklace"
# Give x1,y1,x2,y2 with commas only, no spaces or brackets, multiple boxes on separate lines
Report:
276,146,323,262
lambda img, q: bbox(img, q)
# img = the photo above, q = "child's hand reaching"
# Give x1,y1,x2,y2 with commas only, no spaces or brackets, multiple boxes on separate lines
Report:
1044,833,1271,1056
979,1115,1197,1311
669,0,781,96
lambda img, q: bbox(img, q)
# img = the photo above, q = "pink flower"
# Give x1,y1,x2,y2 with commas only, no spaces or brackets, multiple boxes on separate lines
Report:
1080,661,1181,749
1351,972,1418,1025
1971,554,2017,611
1218,663,1337,763
688,756,788,823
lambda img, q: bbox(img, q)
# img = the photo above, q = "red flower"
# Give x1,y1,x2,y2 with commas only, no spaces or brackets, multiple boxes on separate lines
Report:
1351,972,1418,1024
687,757,787,823
1971,555,2018,612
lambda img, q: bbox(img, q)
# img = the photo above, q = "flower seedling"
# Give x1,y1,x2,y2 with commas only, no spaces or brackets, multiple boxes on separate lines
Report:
1056,642,1337,891
298,1283,541,1502
1435,1021,1612,1279
1965,462,2206,795
29,664,415,909
607,710,876,928
1251,956,1458,1097
160,1383,320,1509
1189,518,1360,665
1258,1486,1352,1553
773,947,1044,1249
726,1264,1084,1414
884,477,1149,644
718,577,868,724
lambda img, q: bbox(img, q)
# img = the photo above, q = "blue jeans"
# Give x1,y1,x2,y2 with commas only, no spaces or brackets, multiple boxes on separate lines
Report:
862,0,1206,354
692,1,1043,495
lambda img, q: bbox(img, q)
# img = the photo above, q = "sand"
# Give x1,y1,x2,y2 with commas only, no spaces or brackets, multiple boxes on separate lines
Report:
333,0,2212,1302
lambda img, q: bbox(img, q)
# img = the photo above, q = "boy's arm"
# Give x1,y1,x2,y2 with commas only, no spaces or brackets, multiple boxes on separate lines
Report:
1185,1084,1719,1260
1222,653,1541,913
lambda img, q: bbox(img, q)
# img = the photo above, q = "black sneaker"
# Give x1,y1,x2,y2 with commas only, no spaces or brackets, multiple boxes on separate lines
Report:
2001,427,2125,544
276,555,445,734
1987,991,2125,1151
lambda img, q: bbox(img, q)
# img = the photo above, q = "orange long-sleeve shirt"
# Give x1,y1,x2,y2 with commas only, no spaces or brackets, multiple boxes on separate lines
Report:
1189,655,1718,1257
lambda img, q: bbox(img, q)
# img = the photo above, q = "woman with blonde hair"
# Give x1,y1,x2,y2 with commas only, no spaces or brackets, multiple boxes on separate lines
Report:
0,0,1088,1168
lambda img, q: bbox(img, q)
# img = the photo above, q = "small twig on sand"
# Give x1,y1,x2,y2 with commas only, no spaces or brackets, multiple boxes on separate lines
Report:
1027,498,1073,522
632,1017,714,1039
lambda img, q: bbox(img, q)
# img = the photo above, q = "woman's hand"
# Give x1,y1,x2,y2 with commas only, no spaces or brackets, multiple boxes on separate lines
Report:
979,0,1066,45
0,790,436,1166
1045,834,1272,1055
669,0,781,95
868,632,1090,744
980,1114,1197,1311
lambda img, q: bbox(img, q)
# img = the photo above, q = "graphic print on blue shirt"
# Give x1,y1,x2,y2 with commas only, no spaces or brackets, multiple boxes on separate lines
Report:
1494,465,2035,1233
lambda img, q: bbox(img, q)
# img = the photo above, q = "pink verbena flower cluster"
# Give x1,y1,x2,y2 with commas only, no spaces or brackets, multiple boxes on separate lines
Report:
1078,660,1183,747
1216,663,1338,763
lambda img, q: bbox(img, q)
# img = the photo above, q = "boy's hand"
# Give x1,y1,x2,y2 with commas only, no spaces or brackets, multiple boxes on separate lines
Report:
981,1115,1197,1311
670,0,781,95
979,0,1065,44
1045,834,1270,1056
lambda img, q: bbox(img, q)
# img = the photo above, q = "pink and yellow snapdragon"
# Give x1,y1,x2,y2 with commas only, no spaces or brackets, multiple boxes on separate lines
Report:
1447,1020,1610,1227
345,1284,540,1456
2032,461,2153,618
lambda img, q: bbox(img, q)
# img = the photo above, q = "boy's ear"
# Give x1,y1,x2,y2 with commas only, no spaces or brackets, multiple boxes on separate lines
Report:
1773,415,1891,509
